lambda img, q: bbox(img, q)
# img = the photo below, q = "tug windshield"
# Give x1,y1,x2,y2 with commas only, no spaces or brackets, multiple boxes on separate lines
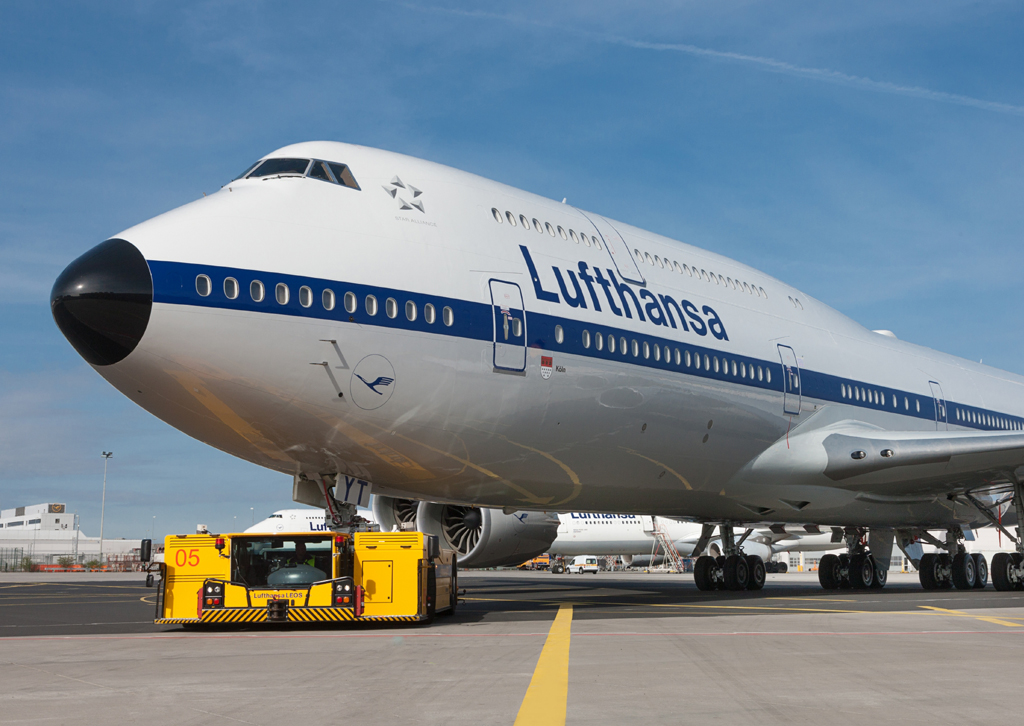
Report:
231,536,333,588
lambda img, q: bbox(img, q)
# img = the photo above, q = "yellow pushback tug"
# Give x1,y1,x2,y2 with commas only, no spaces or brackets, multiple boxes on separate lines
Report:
147,531,456,626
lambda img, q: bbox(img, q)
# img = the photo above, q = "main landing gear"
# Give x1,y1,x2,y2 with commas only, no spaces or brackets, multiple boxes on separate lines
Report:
818,527,889,590
692,524,766,591
962,475,1024,591
912,527,989,591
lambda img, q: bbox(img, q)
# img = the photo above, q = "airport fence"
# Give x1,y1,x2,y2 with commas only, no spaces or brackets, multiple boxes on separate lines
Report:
0,548,27,571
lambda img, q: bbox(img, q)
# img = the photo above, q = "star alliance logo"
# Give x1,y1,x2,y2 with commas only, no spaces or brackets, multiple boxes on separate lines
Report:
382,176,425,213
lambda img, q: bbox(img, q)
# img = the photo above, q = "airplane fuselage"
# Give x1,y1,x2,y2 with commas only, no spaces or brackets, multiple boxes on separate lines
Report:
53,141,1024,530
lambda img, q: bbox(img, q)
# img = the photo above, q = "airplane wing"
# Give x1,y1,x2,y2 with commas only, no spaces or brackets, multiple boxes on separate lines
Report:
748,421,1024,501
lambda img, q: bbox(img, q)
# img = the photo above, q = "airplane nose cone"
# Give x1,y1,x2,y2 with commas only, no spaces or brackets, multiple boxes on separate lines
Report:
50,238,153,366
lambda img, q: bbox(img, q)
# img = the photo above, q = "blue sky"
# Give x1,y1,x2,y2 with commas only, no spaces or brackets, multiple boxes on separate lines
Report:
3,1,1024,540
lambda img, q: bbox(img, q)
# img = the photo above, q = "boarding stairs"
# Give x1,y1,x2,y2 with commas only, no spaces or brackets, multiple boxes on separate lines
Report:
652,517,687,572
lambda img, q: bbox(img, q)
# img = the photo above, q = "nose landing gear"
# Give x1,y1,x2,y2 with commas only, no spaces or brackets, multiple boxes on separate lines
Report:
692,524,766,591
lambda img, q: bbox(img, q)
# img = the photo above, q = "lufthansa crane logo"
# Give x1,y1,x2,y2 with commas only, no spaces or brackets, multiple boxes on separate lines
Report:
382,176,425,213
350,355,397,410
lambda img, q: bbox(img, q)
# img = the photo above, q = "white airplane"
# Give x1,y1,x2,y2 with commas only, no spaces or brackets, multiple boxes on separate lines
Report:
51,141,1024,594
244,508,366,534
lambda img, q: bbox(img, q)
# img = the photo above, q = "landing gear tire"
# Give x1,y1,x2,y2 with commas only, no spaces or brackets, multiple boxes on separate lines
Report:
972,553,988,589
818,553,841,590
849,553,874,589
723,554,750,591
777,561,788,574
992,552,1014,591
746,555,766,591
919,553,940,590
551,564,564,574
951,552,977,590
870,558,888,589
936,554,953,589
693,555,715,591
837,554,852,589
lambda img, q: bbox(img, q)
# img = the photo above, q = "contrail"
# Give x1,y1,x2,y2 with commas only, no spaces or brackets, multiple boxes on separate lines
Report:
395,2,1024,118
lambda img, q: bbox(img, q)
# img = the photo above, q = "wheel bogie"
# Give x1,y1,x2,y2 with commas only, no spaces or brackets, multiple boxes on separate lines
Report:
951,552,976,590
746,555,766,591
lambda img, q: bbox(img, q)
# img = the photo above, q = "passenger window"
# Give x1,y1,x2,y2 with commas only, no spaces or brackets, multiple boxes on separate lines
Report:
765,368,771,383
645,252,654,266
385,298,398,319
740,362,746,378
443,306,454,326
759,287,767,298
632,340,640,357
620,337,627,355
654,344,661,361
223,277,238,300
731,361,737,376
506,211,517,226
328,163,360,189
683,264,692,276
344,291,357,313
595,331,603,350
532,218,543,234
570,229,579,244
674,261,683,273
299,286,313,308
593,237,602,250
512,318,521,336
555,325,564,344
642,341,649,359
583,234,592,247
323,289,336,311
520,215,531,230
757,366,763,381
405,301,417,321
276,283,289,305
546,222,555,236
635,249,643,260
366,295,378,316
675,349,682,365
608,335,616,353
196,275,211,297
308,161,332,182
558,226,567,240
713,357,719,373
582,330,591,348
492,208,502,223
250,280,265,302
684,350,691,367
704,354,710,370
655,256,664,268
424,303,436,324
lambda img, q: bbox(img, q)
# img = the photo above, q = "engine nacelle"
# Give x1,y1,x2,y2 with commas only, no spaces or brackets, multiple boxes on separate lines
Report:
371,496,420,532
416,502,559,568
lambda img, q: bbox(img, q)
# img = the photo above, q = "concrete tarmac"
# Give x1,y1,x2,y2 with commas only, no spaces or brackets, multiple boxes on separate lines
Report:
3,570,1024,725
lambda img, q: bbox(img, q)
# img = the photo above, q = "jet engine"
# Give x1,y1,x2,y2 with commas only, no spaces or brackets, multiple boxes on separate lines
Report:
371,496,420,532
416,502,560,568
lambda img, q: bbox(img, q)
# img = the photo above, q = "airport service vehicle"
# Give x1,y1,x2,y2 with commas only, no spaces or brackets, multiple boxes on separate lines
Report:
518,554,550,570
52,141,1024,594
150,530,455,626
568,556,600,574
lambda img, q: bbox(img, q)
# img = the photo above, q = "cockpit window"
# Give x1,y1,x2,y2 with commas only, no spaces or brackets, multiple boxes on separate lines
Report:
308,160,332,182
233,161,262,181
328,162,360,190
238,157,361,190
248,158,311,178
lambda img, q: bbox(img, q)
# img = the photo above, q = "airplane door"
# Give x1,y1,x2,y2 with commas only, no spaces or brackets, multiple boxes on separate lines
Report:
489,279,527,372
641,516,655,533
577,210,646,286
929,380,948,430
777,344,801,415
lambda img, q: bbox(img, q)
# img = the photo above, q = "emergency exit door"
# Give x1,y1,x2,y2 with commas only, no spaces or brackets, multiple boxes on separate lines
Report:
778,344,801,415
489,279,527,372
929,380,948,430
577,210,646,286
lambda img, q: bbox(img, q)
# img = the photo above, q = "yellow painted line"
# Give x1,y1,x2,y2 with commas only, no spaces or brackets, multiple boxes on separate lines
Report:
919,606,1023,628
515,604,572,726
463,596,879,615
766,597,858,603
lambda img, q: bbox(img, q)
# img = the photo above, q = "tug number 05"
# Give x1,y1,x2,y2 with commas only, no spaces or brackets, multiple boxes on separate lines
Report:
175,549,200,567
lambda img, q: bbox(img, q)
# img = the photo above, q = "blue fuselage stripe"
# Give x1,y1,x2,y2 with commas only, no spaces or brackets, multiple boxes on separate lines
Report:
148,259,1021,433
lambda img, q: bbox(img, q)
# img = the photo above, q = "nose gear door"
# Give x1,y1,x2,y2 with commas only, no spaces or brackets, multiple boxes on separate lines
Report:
489,279,527,372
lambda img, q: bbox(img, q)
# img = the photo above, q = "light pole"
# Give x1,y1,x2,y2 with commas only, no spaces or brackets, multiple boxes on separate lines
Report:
250,507,254,525
152,515,156,539
100,451,112,565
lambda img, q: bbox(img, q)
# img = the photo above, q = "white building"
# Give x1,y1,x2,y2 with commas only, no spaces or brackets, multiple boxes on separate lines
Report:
0,503,141,567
